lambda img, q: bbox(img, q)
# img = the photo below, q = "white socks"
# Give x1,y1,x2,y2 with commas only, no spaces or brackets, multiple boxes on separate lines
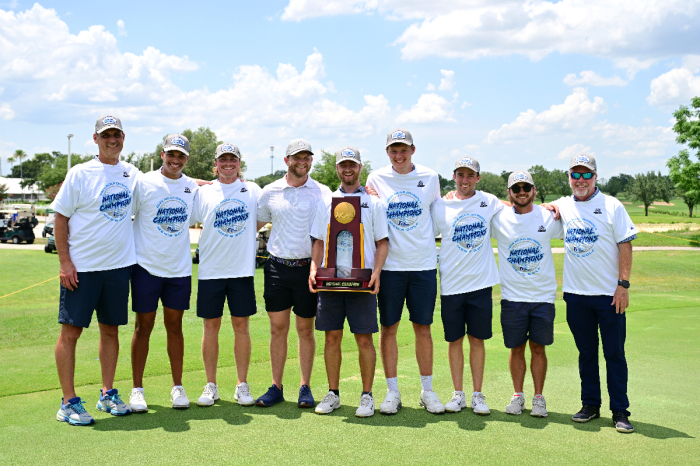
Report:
420,375,433,392
386,377,399,392
514,392,524,397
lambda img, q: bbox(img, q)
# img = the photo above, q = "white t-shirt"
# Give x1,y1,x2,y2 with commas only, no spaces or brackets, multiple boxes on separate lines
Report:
132,170,199,278
431,191,504,296
366,164,440,271
191,179,261,280
50,158,138,272
491,205,564,304
310,188,389,274
258,175,332,260
553,192,638,296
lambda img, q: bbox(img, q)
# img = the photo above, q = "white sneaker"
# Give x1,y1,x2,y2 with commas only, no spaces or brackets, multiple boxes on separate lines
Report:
445,391,467,413
530,395,548,417
129,388,148,413
355,393,375,418
471,392,490,415
419,390,446,414
234,382,255,406
197,382,219,407
171,386,190,409
315,391,341,414
505,394,525,415
379,390,402,415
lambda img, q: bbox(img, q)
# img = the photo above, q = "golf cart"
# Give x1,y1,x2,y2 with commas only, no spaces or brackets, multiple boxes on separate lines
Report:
43,208,56,237
45,235,56,253
0,205,38,244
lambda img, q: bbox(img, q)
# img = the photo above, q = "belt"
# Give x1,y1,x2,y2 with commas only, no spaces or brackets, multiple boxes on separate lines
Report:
269,255,311,267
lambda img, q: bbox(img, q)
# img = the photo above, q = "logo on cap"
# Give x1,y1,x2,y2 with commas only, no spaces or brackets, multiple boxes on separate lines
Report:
341,149,355,158
172,137,186,147
103,116,117,125
222,144,235,152
392,130,406,139
576,155,590,163
298,141,306,148
459,157,474,166
513,172,528,182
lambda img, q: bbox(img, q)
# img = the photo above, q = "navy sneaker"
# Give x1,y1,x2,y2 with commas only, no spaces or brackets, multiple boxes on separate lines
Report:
298,385,315,408
572,404,600,423
613,411,634,433
256,385,284,407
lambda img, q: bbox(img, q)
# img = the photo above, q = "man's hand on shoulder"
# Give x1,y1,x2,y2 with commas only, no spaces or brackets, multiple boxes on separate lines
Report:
443,190,456,200
194,178,214,186
365,186,379,197
541,203,560,221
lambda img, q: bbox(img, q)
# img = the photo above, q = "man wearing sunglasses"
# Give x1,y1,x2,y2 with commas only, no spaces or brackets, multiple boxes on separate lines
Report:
491,171,563,418
547,154,638,433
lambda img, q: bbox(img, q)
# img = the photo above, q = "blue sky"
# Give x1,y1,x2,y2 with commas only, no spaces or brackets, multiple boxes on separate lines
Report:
1,0,699,181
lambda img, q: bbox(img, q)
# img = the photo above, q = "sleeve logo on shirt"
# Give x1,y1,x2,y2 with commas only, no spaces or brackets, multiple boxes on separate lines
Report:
153,197,189,237
480,201,488,207
123,172,130,177
184,187,192,193
99,182,132,222
214,198,249,237
451,213,488,253
538,225,546,232
594,208,602,214
507,238,544,276
386,191,423,231
564,218,599,257
417,181,425,187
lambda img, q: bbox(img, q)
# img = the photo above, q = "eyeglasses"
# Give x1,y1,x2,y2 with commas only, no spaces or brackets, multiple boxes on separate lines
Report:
570,172,594,180
510,185,532,193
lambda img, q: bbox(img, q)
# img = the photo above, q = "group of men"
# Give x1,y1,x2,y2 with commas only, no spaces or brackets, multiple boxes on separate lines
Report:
52,115,637,434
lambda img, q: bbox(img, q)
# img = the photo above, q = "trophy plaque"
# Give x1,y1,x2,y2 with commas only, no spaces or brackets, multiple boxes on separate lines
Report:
314,196,373,292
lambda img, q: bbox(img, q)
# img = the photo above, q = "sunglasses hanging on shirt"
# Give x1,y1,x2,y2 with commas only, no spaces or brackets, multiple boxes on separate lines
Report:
510,185,533,193
570,172,594,180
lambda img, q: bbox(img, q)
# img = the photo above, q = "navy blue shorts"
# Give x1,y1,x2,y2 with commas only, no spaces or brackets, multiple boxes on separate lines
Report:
440,287,492,342
263,260,317,318
58,266,131,328
377,269,437,327
316,291,378,334
131,263,191,313
197,277,257,319
500,300,555,348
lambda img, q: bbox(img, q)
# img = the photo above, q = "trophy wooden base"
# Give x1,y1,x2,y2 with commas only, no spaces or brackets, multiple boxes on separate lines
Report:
315,267,373,292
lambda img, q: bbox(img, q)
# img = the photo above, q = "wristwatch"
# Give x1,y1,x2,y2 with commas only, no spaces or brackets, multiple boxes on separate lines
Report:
617,279,630,289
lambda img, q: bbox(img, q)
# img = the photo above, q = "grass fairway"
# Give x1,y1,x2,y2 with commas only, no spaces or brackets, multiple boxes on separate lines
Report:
1,250,699,465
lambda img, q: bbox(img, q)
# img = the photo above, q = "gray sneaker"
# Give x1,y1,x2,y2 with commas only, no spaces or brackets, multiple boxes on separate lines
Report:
96,389,131,416
530,395,548,417
505,394,525,415
57,397,95,426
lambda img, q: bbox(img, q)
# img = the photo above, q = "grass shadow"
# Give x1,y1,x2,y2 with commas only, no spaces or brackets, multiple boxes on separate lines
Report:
91,400,253,432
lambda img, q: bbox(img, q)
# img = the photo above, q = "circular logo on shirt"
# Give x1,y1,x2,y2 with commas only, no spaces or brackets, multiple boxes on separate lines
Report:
451,213,488,253
213,199,249,237
152,197,188,237
386,191,423,232
507,238,544,275
564,218,599,257
99,182,132,222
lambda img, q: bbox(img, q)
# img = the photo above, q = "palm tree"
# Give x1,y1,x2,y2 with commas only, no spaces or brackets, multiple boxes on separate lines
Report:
6,155,15,174
13,150,27,201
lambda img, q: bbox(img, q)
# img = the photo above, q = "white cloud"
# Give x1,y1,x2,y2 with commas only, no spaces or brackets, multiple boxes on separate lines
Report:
438,69,455,91
461,101,472,108
117,19,126,37
553,143,592,161
426,83,435,91
487,88,606,143
647,60,700,108
0,103,15,120
563,71,627,87
282,1,700,73
396,93,455,124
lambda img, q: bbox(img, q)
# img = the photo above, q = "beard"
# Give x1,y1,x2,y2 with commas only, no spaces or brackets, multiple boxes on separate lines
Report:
510,191,534,208
290,164,309,178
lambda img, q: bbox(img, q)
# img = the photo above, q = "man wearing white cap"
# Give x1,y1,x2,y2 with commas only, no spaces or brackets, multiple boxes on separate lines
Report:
190,143,262,408
366,129,445,415
431,156,503,415
490,171,564,418
52,114,135,425
256,139,332,408
546,154,637,433
128,134,199,412
308,146,389,417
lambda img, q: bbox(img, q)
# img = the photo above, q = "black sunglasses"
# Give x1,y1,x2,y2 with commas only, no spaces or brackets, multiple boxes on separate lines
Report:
570,172,594,180
510,185,532,193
